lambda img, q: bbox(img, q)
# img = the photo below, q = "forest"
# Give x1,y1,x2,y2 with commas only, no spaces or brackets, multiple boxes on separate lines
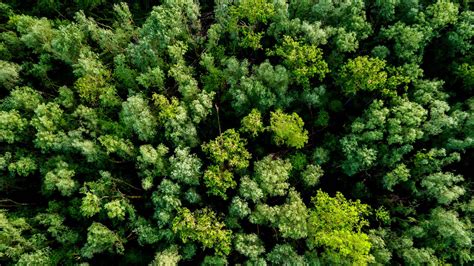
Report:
0,0,472,265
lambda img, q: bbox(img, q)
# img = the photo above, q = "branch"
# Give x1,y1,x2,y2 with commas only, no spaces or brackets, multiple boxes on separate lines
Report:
111,177,143,191
215,104,222,135
0,199,34,207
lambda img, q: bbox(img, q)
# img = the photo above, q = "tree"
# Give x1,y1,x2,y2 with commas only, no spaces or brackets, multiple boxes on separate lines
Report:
202,129,251,170
234,233,265,259
301,164,324,187
307,190,373,265
338,56,387,95
269,36,329,88
172,208,232,256
81,222,124,258
240,109,264,137
252,155,292,197
269,109,308,149
0,0,472,265
120,95,157,142
169,147,202,186
203,165,236,199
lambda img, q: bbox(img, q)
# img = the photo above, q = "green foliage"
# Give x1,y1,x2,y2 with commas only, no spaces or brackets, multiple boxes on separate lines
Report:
172,208,232,256
266,244,305,265
152,179,182,226
224,59,291,115
98,135,134,158
273,188,308,239
137,144,169,190
0,211,48,261
240,109,264,137
338,56,387,95
43,160,77,197
383,163,410,191
150,246,181,266
269,36,329,88
0,110,28,143
0,60,21,89
380,22,428,63
307,190,373,265
269,109,308,149
224,0,275,50
81,222,124,258
229,197,250,219
120,95,157,142
169,147,202,186
239,176,264,203
252,155,292,197
420,172,465,205
202,129,251,170
80,192,101,217
203,165,236,199
0,1,472,265
234,233,265,259
104,199,127,220
301,164,324,187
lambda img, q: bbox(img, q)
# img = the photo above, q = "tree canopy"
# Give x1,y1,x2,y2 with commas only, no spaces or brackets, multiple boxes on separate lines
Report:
0,0,472,265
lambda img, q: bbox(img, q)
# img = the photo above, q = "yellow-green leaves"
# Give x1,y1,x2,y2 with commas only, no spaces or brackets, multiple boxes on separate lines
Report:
202,129,250,198
270,36,329,88
270,109,308,149
241,109,264,137
308,190,372,265
43,160,76,197
7,156,37,177
104,199,127,220
0,110,28,143
172,208,232,256
339,56,387,95
203,165,236,199
227,0,275,50
81,222,124,258
80,192,101,218
202,129,251,170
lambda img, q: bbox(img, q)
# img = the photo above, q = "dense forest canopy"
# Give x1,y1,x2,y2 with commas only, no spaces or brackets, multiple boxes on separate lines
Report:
0,0,473,265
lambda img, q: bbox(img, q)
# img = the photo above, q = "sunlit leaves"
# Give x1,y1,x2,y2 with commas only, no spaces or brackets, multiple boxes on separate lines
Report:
202,129,251,170
121,95,157,142
0,110,28,143
81,222,124,258
80,192,101,217
150,246,181,266
203,165,236,199
308,190,372,265
0,1,472,265
169,147,202,186
240,109,264,137
270,36,329,88
43,160,77,197
0,60,21,89
270,109,308,149
301,164,324,187
253,155,292,197
234,233,265,259
421,172,464,205
172,208,232,256
338,56,387,95
383,163,410,191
